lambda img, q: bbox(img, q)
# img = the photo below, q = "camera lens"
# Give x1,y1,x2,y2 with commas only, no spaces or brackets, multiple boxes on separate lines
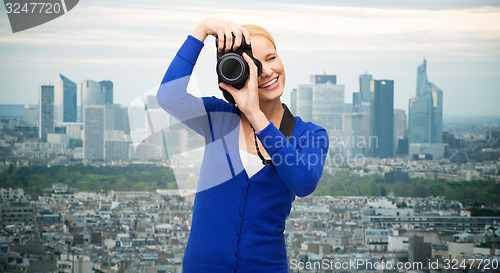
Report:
218,53,248,86
221,58,243,80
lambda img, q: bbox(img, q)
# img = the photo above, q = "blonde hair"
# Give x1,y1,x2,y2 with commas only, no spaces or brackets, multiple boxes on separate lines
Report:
241,24,276,49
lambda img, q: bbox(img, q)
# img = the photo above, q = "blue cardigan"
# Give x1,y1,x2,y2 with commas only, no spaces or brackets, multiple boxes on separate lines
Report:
157,35,329,273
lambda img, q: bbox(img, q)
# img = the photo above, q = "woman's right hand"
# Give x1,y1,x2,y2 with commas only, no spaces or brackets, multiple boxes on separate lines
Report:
192,18,251,52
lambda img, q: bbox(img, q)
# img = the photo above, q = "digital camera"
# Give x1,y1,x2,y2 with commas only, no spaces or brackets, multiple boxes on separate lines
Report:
216,35,263,104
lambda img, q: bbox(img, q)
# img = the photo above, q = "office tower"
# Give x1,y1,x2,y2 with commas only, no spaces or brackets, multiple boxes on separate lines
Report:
39,85,55,141
408,59,444,160
57,74,77,123
310,74,336,84
394,109,407,140
312,83,344,135
353,73,373,115
343,113,366,155
297,75,344,137
290,88,297,115
359,73,373,102
105,140,130,161
65,123,83,139
352,92,361,113
394,109,407,151
296,84,313,122
105,104,127,131
24,104,37,125
99,80,114,105
84,105,105,160
345,112,370,156
81,80,105,121
344,103,352,114
104,101,130,161
370,80,394,158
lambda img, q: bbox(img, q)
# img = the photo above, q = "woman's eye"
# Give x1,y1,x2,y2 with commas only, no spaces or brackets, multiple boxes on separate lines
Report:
267,56,276,61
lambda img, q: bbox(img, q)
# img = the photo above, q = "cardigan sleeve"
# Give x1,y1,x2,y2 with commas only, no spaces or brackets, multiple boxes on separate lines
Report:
156,35,210,137
256,122,329,197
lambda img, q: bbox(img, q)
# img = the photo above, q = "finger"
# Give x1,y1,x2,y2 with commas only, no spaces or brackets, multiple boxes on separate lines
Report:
239,26,251,45
242,52,258,81
216,29,225,52
224,23,233,52
232,27,243,51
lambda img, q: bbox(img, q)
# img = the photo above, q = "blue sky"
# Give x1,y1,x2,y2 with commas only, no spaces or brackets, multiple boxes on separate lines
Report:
1,0,499,116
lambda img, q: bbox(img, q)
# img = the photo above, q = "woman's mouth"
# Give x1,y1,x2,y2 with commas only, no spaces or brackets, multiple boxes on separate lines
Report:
259,77,279,89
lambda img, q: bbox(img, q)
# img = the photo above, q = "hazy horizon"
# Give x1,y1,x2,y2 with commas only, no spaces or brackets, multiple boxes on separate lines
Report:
1,0,499,116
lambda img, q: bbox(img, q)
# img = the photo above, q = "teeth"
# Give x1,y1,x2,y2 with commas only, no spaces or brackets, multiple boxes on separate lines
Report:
260,78,277,88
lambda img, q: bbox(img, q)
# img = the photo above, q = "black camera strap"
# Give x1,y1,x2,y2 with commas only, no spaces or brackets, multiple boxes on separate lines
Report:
249,103,295,165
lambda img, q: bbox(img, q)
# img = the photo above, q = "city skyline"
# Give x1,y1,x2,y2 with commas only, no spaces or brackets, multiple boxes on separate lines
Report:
0,1,499,117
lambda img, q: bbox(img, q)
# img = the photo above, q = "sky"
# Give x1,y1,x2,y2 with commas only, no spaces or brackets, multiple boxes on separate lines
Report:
1,0,499,116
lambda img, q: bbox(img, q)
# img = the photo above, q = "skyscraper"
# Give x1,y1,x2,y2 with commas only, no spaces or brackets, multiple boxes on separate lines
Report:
310,74,336,85
408,59,444,160
39,85,54,141
343,113,368,155
84,105,105,160
296,74,344,137
394,109,407,152
57,74,77,123
352,92,361,113
359,72,373,102
370,80,394,158
290,88,297,115
353,73,372,115
81,80,105,121
24,104,37,125
99,80,114,105
105,104,127,131
312,83,344,135
296,84,313,122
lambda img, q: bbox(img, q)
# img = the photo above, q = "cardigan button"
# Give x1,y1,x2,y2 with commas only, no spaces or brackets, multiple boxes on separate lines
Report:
242,195,246,200
234,252,238,257
239,213,243,218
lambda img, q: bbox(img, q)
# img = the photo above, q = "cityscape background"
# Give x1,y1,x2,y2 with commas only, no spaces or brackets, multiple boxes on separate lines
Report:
1,1,500,273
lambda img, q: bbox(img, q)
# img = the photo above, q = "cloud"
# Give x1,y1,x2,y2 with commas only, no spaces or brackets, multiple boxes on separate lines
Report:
0,0,499,115
2,2,499,58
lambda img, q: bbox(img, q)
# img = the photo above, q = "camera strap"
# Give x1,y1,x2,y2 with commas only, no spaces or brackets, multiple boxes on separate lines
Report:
250,103,295,166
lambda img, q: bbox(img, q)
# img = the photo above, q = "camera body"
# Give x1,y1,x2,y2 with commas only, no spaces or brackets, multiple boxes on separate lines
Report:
216,35,262,104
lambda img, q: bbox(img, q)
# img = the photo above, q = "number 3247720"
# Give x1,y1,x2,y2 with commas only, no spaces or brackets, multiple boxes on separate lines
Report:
443,258,498,270
5,2,63,14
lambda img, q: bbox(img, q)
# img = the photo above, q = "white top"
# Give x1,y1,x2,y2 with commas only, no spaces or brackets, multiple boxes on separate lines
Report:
239,149,265,178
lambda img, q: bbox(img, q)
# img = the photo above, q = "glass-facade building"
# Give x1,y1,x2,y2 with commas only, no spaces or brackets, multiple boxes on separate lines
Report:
312,83,344,135
81,80,105,122
296,75,344,137
39,85,54,141
296,84,313,122
408,59,444,160
359,73,373,103
370,80,394,158
84,105,105,160
57,74,77,123
409,60,443,144
99,80,114,105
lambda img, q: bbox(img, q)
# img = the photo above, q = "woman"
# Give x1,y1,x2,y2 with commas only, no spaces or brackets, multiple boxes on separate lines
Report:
157,18,329,273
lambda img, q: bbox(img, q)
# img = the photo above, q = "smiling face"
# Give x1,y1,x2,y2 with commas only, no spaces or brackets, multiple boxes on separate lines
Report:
251,35,285,103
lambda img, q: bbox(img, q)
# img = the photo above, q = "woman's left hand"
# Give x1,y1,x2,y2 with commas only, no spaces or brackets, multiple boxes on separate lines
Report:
219,53,268,131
